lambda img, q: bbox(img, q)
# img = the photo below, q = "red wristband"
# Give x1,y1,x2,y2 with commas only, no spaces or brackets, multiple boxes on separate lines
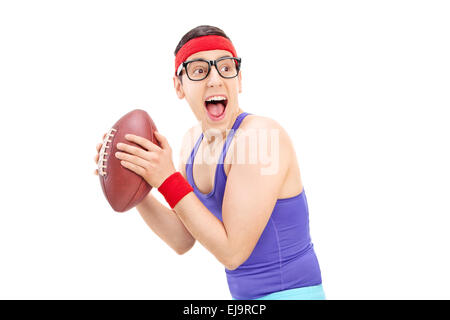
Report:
158,172,193,209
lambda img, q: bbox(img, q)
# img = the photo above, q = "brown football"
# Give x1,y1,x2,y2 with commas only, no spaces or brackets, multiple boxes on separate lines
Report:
98,109,159,212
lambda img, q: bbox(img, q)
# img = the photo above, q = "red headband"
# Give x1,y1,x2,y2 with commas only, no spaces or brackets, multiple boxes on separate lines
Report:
175,35,237,75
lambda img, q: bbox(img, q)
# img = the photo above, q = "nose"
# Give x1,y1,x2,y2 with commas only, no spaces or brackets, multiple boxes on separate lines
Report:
206,65,223,87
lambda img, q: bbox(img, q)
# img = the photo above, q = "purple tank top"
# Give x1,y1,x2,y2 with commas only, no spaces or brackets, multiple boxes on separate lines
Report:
186,112,322,300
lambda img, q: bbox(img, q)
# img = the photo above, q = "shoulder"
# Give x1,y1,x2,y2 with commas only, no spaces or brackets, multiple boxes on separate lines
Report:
230,114,293,175
239,114,287,134
181,123,202,151
236,114,292,151
178,124,202,179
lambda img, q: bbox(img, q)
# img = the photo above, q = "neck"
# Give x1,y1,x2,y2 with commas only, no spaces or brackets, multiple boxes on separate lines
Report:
202,107,244,146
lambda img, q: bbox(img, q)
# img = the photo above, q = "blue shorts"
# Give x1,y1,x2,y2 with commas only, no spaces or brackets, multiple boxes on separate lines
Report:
233,284,326,300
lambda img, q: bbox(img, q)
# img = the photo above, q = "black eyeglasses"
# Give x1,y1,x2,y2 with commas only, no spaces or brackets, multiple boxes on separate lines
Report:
177,57,241,81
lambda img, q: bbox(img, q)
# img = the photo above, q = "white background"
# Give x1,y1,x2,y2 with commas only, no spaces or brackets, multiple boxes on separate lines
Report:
0,0,449,299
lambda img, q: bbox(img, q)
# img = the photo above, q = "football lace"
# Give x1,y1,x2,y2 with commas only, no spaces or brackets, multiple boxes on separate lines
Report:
97,128,117,177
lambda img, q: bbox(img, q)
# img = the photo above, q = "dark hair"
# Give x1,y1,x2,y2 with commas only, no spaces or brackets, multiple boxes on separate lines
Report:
174,25,231,56
174,25,232,83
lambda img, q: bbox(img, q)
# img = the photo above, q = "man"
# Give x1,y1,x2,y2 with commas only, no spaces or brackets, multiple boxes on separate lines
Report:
95,25,325,300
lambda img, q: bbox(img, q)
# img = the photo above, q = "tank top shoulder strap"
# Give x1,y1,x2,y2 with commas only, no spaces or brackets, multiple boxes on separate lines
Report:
219,112,252,164
186,112,252,168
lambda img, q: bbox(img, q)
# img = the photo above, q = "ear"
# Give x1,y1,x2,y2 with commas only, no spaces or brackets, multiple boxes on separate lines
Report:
173,75,185,99
238,71,242,93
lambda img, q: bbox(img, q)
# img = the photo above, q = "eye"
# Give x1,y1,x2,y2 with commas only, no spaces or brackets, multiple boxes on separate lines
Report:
218,59,236,74
187,61,209,77
194,67,207,74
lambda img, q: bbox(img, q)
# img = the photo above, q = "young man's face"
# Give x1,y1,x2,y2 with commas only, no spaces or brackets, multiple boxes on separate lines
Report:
173,49,242,133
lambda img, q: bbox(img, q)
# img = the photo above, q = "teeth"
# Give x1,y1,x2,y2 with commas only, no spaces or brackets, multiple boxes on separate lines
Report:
206,96,226,102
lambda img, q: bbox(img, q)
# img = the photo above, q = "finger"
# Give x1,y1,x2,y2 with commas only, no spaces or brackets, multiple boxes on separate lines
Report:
125,134,161,152
96,142,103,152
115,151,150,168
94,153,99,163
94,169,98,176
116,142,152,161
154,131,170,150
120,160,146,177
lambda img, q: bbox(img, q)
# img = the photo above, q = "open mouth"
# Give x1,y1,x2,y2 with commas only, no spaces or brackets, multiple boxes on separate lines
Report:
204,95,228,120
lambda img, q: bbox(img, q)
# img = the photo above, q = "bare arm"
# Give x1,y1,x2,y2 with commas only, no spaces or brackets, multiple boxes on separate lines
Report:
109,118,290,269
94,131,196,255
136,189,195,255
136,134,197,255
172,118,291,270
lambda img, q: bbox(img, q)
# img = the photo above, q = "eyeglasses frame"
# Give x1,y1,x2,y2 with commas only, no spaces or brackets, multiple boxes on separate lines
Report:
177,57,242,81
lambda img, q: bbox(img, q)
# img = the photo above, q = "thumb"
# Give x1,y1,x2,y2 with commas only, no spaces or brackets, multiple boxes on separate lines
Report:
154,131,170,150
